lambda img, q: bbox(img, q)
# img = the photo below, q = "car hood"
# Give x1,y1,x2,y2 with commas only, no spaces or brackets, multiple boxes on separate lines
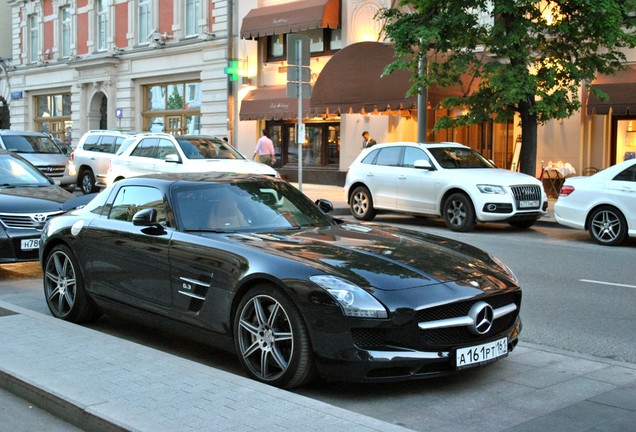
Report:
183,159,277,176
15,153,68,166
442,168,542,186
0,185,73,212
230,224,514,291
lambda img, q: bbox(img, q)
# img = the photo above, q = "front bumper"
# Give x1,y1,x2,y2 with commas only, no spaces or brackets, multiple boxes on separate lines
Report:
0,228,41,263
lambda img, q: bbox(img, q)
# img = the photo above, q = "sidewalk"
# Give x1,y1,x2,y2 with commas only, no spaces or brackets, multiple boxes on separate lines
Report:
292,183,557,224
2,300,636,432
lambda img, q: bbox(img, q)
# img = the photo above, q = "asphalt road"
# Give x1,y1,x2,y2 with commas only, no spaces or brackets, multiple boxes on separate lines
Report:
1,219,635,430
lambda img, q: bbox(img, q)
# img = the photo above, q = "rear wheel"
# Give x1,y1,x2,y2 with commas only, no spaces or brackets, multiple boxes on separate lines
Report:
443,193,476,232
80,169,97,194
234,285,316,388
588,206,627,246
43,245,100,322
350,186,377,221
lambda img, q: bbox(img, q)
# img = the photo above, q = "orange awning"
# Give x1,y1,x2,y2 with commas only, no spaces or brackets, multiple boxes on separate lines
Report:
240,0,340,39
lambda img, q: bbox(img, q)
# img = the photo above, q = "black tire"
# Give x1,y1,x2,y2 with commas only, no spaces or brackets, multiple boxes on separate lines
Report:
508,219,536,229
588,206,627,246
443,193,476,232
43,245,100,323
349,186,377,221
234,285,316,388
80,169,97,194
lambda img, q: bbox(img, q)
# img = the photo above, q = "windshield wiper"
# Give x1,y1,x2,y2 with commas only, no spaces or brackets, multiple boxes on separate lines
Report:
184,228,236,233
0,184,17,189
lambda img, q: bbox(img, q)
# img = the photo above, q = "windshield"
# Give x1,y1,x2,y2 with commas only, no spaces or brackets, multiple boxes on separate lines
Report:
172,180,335,232
2,135,62,154
0,154,52,187
428,147,495,169
176,137,244,160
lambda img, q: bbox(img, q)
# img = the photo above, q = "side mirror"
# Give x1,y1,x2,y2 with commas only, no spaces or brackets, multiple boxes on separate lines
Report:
315,199,334,214
165,154,182,164
132,208,164,231
414,159,434,170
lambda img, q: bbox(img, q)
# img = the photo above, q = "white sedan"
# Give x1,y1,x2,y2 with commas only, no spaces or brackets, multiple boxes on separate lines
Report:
554,159,636,245
107,134,278,186
344,142,548,232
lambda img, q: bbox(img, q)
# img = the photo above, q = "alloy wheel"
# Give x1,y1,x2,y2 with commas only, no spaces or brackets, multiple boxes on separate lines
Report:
44,250,77,318
237,294,294,382
590,208,625,245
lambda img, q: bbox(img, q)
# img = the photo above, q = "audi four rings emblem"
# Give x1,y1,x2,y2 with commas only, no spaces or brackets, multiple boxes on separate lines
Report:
468,301,494,335
32,214,47,223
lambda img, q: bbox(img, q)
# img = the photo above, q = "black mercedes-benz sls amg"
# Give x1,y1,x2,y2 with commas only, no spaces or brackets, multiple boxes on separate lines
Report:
40,173,521,388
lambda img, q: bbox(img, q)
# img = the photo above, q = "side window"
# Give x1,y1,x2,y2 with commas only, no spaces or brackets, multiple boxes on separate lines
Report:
375,147,402,167
82,134,101,151
131,138,158,158
361,149,379,164
108,186,167,224
98,135,117,153
613,165,636,182
156,139,178,159
114,137,126,153
403,147,430,168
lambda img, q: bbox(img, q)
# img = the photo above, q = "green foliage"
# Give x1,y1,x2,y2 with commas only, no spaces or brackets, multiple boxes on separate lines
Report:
379,0,636,173
167,86,184,110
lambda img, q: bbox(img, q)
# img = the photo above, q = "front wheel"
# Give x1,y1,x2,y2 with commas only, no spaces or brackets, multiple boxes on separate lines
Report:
588,206,627,246
443,193,476,232
234,285,316,388
43,245,100,322
350,186,377,221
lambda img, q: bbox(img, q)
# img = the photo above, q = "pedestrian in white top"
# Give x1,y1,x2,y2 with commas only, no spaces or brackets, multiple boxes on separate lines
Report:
253,129,275,165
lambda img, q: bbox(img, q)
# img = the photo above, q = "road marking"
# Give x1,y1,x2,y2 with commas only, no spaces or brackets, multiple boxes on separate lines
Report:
580,279,636,289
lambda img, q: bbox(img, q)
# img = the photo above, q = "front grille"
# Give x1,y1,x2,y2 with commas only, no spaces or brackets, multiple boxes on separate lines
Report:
511,185,542,210
37,165,66,178
0,211,64,229
351,293,521,352
417,293,521,349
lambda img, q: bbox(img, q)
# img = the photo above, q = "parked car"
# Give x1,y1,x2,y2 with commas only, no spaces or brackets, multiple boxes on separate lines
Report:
72,130,135,194
554,159,636,245
1,150,88,263
0,130,77,191
345,142,548,232
40,173,522,388
106,133,278,187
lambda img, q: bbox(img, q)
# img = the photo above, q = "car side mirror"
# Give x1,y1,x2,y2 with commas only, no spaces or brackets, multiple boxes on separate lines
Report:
315,199,334,214
132,208,164,231
165,154,182,164
414,159,434,170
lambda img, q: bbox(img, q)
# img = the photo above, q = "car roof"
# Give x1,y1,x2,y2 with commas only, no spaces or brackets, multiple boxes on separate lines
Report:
367,141,469,149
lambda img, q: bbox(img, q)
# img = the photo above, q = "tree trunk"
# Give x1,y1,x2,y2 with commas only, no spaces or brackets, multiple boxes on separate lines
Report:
518,100,538,177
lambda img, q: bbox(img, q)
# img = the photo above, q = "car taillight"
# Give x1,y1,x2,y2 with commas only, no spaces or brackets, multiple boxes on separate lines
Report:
559,185,575,196
70,151,74,161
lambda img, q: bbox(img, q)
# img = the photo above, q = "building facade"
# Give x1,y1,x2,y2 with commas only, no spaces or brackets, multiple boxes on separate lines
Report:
5,0,231,147
3,0,635,185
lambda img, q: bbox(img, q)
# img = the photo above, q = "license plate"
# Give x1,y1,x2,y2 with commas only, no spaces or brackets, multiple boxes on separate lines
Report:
456,337,508,369
21,238,40,250
519,200,539,209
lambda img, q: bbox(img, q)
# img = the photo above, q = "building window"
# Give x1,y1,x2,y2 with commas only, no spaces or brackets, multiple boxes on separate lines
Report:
266,29,342,62
60,7,72,58
97,0,108,51
139,0,152,44
34,94,72,142
28,14,39,63
142,81,201,135
185,0,200,37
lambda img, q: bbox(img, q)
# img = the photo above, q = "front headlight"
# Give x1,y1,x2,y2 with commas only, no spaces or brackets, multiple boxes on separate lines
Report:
309,275,388,319
477,184,506,194
490,255,518,284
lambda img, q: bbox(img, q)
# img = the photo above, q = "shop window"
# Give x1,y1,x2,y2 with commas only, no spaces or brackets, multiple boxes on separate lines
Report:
142,81,201,135
266,122,339,167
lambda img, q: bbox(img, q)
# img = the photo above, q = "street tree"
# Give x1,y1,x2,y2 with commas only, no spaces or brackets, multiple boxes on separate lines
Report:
379,0,636,175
